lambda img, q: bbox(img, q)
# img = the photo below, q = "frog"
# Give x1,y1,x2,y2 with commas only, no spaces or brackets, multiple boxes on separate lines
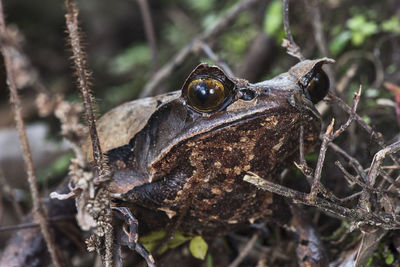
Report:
84,58,333,262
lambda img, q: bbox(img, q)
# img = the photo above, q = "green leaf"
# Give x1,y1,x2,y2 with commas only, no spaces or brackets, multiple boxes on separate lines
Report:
189,236,208,260
351,32,364,46
365,257,373,267
140,230,166,252
362,115,371,124
140,230,166,244
263,0,283,37
140,230,192,254
329,30,351,55
384,250,395,265
167,232,191,249
346,15,378,46
382,16,400,34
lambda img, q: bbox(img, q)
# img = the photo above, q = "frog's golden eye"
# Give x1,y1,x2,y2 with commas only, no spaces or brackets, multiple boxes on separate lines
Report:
305,69,329,104
186,78,230,112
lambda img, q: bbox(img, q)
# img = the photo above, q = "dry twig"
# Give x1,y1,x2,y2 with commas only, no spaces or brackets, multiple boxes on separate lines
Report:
308,87,362,202
0,1,63,266
136,0,159,73
328,91,400,168
282,0,305,61
64,0,114,265
244,172,400,229
0,215,74,232
197,41,234,77
228,233,260,267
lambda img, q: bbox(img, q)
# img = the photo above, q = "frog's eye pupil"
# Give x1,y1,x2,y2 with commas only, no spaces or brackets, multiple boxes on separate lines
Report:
194,82,209,104
186,78,230,112
306,70,329,104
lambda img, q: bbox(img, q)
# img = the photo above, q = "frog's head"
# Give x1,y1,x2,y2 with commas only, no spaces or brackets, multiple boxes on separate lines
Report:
181,58,334,116
134,58,335,181
89,58,335,188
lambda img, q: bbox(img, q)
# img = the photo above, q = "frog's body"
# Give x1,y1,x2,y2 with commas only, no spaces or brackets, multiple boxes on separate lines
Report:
85,58,333,236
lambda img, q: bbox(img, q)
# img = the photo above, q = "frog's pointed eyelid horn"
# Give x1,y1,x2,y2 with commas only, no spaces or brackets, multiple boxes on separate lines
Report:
181,63,235,90
288,57,335,82
289,58,335,104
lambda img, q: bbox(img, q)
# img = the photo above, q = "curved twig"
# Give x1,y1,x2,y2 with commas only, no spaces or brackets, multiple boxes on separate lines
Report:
282,0,305,60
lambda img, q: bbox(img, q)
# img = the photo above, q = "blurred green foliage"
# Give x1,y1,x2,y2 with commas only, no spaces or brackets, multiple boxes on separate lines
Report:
347,15,379,46
37,152,74,185
108,44,151,75
365,242,396,266
263,0,284,41
186,0,215,13
330,12,400,55
140,229,209,259
140,230,191,254
381,15,400,34
219,12,257,63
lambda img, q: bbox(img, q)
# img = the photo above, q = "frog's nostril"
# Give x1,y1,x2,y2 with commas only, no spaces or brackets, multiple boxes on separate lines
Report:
239,89,256,101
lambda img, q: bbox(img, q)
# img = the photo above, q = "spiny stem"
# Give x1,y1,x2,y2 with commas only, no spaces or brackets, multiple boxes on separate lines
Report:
64,0,113,266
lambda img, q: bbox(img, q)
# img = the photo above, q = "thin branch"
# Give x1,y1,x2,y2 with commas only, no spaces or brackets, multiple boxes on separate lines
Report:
243,172,400,229
294,161,346,204
282,0,305,60
309,88,361,201
0,215,75,232
198,41,234,77
228,232,259,267
309,119,334,202
336,63,359,94
65,0,107,177
0,167,24,220
332,86,362,139
328,92,383,146
304,0,329,57
0,1,63,266
335,161,360,187
137,0,159,73
328,142,367,181
64,0,114,266
299,126,306,166
329,91,400,180
334,161,398,198
339,191,362,203
296,128,347,205
139,44,192,98
303,0,336,90
359,140,400,212
139,0,260,97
